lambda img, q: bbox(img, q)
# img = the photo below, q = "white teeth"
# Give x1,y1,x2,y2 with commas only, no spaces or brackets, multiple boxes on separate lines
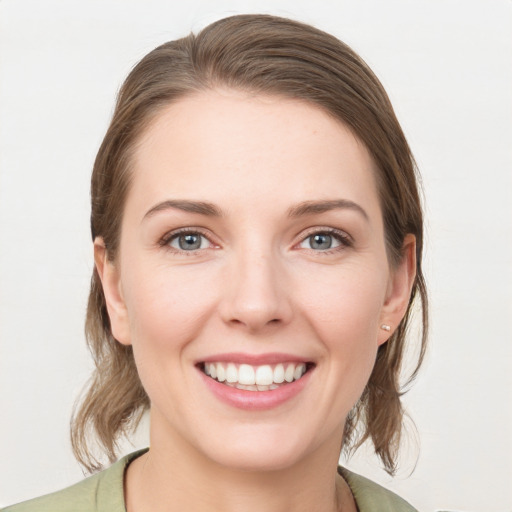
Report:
203,361,310,389
294,363,306,380
226,363,238,383
239,364,255,385
284,364,295,383
216,363,226,382
255,365,273,386
273,364,285,383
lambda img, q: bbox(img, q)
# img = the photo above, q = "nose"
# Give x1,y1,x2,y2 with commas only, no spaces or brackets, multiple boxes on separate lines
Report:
219,248,293,333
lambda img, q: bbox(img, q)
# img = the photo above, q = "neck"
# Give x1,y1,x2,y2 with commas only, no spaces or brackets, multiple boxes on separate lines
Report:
124,411,355,512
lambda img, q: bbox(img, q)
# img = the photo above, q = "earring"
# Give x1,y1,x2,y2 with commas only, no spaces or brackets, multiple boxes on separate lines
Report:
381,324,391,332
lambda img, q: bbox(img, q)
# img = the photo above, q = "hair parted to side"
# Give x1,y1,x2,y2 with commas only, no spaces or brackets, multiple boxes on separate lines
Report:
71,13,428,475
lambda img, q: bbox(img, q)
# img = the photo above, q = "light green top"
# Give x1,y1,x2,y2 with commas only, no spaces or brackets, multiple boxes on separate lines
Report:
2,449,417,512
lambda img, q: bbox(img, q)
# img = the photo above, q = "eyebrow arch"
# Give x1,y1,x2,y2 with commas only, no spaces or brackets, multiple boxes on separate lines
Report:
287,199,369,221
143,199,223,220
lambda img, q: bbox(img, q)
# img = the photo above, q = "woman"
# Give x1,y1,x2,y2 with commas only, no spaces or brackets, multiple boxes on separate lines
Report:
4,14,427,512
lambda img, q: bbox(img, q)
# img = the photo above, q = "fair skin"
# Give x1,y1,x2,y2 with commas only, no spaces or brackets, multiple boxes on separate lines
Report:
95,89,416,512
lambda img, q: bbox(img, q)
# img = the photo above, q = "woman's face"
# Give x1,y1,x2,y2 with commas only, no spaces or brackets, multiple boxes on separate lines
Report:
97,90,413,471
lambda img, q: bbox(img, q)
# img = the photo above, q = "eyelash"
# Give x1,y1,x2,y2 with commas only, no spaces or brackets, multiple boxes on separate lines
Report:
159,227,353,255
296,227,353,254
159,228,216,255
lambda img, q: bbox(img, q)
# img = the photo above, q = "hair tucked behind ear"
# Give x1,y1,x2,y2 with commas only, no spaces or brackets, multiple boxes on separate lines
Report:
71,13,428,474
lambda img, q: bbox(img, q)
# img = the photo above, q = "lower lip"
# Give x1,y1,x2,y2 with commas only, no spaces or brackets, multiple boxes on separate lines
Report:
199,368,312,411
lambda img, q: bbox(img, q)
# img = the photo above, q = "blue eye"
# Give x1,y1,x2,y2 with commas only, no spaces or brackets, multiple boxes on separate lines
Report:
168,232,209,251
299,231,346,251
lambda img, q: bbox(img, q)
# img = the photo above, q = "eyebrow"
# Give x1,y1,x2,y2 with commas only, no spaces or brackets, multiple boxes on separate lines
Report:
142,198,368,222
287,199,369,221
143,200,223,220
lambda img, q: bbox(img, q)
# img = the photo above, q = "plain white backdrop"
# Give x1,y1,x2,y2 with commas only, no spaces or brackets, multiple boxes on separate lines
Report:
1,1,511,510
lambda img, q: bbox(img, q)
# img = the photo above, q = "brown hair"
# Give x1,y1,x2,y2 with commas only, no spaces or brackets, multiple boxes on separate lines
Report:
71,13,428,475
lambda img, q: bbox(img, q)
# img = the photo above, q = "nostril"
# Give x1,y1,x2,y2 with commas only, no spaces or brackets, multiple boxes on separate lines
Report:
227,316,282,329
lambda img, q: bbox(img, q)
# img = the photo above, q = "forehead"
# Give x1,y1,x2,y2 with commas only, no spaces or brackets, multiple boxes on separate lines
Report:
128,89,380,219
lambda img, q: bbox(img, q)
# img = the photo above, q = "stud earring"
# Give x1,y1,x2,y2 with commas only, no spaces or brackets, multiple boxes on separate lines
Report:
381,324,391,332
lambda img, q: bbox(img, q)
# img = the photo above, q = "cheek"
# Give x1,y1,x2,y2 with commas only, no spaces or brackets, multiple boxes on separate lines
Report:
120,259,219,366
296,262,388,396
119,261,221,414
298,259,388,337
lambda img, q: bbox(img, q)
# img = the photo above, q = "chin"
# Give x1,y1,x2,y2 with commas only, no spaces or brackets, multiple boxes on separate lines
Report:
193,424,320,473
209,447,304,473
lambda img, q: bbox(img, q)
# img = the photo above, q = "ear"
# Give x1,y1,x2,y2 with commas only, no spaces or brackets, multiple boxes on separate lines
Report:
378,234,417,346
94,237,131,346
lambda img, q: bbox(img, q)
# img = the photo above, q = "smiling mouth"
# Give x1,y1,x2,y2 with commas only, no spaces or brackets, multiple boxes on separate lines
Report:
200,362,314,391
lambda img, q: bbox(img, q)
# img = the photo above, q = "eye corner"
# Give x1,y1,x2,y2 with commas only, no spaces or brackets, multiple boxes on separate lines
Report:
159,227,219,254
294,227,354,253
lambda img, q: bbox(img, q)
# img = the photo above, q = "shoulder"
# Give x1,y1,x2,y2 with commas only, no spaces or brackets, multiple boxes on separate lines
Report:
1,471,113,512
1,450,148,512
338,467,418,512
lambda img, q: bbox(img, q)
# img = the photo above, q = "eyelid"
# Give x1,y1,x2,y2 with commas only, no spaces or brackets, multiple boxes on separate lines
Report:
158,226,353,254
159,227,219,252
294,226,354,251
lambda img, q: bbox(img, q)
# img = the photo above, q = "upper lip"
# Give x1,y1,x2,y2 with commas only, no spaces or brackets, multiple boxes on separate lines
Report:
198,352,313,365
